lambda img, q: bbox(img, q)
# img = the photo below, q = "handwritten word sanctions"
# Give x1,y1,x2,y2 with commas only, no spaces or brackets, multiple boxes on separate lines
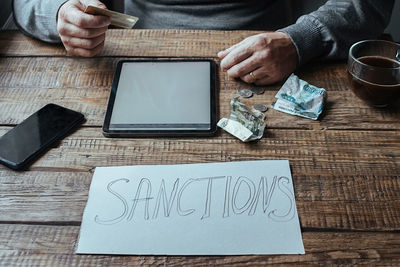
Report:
94,176,295,225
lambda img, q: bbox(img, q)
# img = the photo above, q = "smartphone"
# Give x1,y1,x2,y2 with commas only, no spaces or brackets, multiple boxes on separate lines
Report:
0,104,85,170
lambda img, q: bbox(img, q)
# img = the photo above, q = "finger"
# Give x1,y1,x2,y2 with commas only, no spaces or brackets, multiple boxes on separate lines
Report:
239,67,267,84
218,35,260,61
61,33,105,50
217,50,228,59
226,56,261,78
79,0,107,10
220,45,253,71
65,7,110,28
217,43,241,59
58,23,108,38
65,41,105,57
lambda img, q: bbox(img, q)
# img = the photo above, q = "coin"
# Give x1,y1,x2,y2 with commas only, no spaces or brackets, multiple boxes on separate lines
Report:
253,104,268,112
251,87,265,95
237,89,253,98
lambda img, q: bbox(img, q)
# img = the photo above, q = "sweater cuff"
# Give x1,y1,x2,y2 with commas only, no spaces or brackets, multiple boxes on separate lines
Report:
13,0,67,43
278,16,326,66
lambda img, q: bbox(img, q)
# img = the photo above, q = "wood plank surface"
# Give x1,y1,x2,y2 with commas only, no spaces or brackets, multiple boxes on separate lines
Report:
0,224,399,266
0,127,399,176
1,57,351,91
0,30,257,57
1,29,400,264
1,57,399,129
0,126,399,230
1,169,399,231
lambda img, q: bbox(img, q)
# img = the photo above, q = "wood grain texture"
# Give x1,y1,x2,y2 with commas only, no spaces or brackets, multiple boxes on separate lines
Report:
1,57,399,129
0,30,257,57
1,29,400,264
0,127,399,176
0,31,66,56
0,169,399,231
0,125,399,230
0,224,399,266
1,57,350,91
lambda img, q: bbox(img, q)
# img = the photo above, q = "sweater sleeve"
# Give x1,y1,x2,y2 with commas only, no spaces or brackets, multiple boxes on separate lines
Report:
279,0,395,65
12,0,124,43
13,0,67,43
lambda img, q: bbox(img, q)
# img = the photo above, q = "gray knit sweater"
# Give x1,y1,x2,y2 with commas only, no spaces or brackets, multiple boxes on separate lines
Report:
13,0,394,65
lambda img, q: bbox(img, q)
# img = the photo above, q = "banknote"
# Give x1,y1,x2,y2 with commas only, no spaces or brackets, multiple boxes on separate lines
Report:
272,74,327,120
84,5,139,29
217,118,253,142
218,97,266,142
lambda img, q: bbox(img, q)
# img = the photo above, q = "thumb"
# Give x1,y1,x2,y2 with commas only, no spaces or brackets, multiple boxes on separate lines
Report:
79,0,107,10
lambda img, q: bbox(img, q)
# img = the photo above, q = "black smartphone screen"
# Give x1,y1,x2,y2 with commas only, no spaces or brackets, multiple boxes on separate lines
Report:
0,104,84,170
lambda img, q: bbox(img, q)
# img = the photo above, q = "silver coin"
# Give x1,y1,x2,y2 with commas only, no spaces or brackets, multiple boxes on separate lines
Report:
251,87,265,95
238,89,253,98
253,104,268,112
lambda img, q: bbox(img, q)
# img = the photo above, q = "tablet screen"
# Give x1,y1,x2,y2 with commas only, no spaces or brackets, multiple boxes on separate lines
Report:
103,60,217,137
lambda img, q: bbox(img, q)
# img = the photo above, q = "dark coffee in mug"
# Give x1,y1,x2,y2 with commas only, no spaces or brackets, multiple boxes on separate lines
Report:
348,56,400,107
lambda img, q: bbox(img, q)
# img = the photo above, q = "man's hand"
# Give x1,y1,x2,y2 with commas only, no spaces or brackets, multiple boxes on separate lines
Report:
218,32,298,85
57,0,110,57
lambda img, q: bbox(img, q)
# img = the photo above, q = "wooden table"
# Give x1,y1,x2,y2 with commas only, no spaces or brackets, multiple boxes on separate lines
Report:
0,29,399,265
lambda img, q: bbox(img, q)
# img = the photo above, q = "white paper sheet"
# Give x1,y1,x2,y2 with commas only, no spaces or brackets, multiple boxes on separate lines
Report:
76,160,305,255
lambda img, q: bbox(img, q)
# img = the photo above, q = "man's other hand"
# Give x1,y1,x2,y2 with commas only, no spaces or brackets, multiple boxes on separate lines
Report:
57,0,110,57
218,32,298,85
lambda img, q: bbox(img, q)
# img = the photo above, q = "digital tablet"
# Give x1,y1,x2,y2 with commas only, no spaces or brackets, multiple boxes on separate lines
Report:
103,60,217,137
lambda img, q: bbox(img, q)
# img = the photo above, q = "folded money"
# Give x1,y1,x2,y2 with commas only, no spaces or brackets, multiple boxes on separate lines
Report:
85,5,139,29
272,74,327,120
217,97,266,142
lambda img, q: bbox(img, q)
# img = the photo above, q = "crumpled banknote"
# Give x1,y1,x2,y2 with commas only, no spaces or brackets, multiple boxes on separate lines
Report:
272,74,327,120
217,97,266,142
